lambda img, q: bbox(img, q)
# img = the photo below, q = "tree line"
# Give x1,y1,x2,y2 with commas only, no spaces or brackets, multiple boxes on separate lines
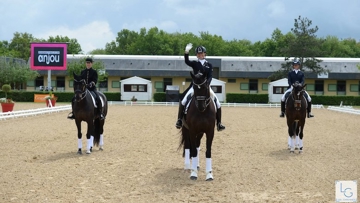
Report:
0,16,359,85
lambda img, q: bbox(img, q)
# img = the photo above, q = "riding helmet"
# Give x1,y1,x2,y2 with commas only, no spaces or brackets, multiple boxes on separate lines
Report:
292,58,301,65
85,57,93,63
195,46,206,54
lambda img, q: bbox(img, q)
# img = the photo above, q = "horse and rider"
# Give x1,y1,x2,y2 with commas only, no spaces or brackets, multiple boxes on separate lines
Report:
175,43,225,132
279,58,314,118
67,57,105,121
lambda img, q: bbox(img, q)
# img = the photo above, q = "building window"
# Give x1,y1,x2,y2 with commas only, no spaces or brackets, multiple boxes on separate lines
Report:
337,80,346,95
249,79,258,91
273,87,286,94
262,83,268,91
228,79,236,83
163,78,172,92
112,81,120,88
124,84,147,92
185,78,192,82
249,79,258,93
240,83,249,90
56,76,65,91
211,86,222,93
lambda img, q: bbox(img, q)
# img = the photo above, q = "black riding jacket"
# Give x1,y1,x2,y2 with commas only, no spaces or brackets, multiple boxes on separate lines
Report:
287,70,304,89
182,53,213,98
80,67,98,91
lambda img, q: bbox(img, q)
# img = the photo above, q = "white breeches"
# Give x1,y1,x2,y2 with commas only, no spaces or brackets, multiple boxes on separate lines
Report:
281,86,311,102
182,87,221,109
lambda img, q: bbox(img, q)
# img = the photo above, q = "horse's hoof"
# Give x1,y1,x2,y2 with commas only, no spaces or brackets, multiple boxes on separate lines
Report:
190,176,197,180
197,166,200,170
299,150,303,154
77,151,82,155
290,150,295,153
90,147,93,152
86,150,91,154
99,146,104,151
206,172,213,181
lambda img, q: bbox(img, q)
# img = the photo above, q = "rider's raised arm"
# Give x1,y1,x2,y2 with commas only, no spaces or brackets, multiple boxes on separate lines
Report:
184,53,194,68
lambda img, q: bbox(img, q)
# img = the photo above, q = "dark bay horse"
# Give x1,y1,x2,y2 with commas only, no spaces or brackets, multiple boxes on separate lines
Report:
72,73,108,154
285,82,307,153
179,72,216,181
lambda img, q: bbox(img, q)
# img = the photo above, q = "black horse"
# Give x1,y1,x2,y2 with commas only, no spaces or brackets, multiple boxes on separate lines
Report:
285,82,307,153
72,73,108,154
179,72,216,181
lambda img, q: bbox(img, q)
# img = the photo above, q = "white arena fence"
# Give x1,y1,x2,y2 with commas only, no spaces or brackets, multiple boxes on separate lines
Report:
108,101,325,109
327,106,360,115
4,102,347,121
0,105,71,120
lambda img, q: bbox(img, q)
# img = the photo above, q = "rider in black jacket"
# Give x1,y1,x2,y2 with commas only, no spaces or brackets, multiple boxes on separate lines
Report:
67,57,105,120
175,43,225,131
279,59,314,118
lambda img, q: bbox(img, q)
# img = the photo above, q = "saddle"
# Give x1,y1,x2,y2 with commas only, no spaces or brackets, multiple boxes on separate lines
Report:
88,91,104,108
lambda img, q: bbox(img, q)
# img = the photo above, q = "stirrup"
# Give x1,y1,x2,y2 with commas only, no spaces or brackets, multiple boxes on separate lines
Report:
67,112,75,120
279,112,285,117
217,123,225,131
175,119,182,129
100,114,105,120
307,113,314,118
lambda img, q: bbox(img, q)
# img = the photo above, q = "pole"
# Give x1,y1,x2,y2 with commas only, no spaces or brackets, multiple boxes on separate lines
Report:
48,70,51,90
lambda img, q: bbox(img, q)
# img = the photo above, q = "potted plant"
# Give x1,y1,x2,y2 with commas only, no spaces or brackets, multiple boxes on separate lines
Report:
1,84,15,112
45,91,58,107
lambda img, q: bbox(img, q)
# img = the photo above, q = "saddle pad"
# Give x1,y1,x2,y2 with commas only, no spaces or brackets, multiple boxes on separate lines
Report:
89,91,104,108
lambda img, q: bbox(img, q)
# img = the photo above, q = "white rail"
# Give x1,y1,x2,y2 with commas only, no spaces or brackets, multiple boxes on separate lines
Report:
108,101,324,109
0,105,71,120
327,106,360,115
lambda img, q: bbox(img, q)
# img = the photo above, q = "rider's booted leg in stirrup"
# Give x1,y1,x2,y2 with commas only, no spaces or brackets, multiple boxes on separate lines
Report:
279,101,285,117
307,102,314,118
175,103,185,129
96,96,105,120
216,107,225,131
67,97,75,120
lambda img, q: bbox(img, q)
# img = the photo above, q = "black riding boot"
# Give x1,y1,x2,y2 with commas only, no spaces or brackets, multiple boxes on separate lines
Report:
67,97,75,120
216,108,225,131
279,101,285,117
307,102,314,118
96,96,105,120
175,102,185,129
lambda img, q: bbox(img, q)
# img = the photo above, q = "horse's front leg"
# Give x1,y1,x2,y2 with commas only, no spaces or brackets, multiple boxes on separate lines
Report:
76,120,82,155
86,120,94,154
205,130,214,181
189,131,198,180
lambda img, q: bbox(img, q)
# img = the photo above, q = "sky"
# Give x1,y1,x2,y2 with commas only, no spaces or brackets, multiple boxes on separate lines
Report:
1,0,359,54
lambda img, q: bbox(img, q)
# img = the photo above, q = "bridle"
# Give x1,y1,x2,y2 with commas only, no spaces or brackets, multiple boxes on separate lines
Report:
192,74,211,112
74,79,88,102
291,84,305,111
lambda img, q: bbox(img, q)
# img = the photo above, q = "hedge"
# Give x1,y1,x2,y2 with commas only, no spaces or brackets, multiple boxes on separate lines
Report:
0,91,121,102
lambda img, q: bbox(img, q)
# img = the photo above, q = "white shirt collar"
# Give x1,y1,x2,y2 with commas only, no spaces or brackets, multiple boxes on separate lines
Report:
198,59,207,65
293,69,300,74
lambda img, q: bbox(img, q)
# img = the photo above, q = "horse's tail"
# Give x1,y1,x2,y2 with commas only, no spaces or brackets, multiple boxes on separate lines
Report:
93,118,101,146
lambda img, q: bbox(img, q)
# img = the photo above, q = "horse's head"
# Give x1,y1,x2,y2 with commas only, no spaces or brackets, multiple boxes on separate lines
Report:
190,71,211,112
73,72,87,102
291,81,307,110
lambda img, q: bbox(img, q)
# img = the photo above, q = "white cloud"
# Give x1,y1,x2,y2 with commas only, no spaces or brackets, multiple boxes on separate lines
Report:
36,21,115,54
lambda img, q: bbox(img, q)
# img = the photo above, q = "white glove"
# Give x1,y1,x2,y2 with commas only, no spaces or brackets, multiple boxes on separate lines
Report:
185,43,193,53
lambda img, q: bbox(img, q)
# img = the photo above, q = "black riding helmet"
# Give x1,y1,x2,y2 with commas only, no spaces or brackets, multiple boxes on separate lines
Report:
292,58,301,65
195,46,206,54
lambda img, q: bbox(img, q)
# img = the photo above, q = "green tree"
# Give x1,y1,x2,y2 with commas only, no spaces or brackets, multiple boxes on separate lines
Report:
0,57,39,88
66,56,107,83
89,48,106,55
47,35,82,54
8,32,36,61
269,16,328,80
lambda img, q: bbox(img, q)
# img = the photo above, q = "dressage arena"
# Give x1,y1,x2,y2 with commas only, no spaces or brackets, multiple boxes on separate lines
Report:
0,103,359,202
